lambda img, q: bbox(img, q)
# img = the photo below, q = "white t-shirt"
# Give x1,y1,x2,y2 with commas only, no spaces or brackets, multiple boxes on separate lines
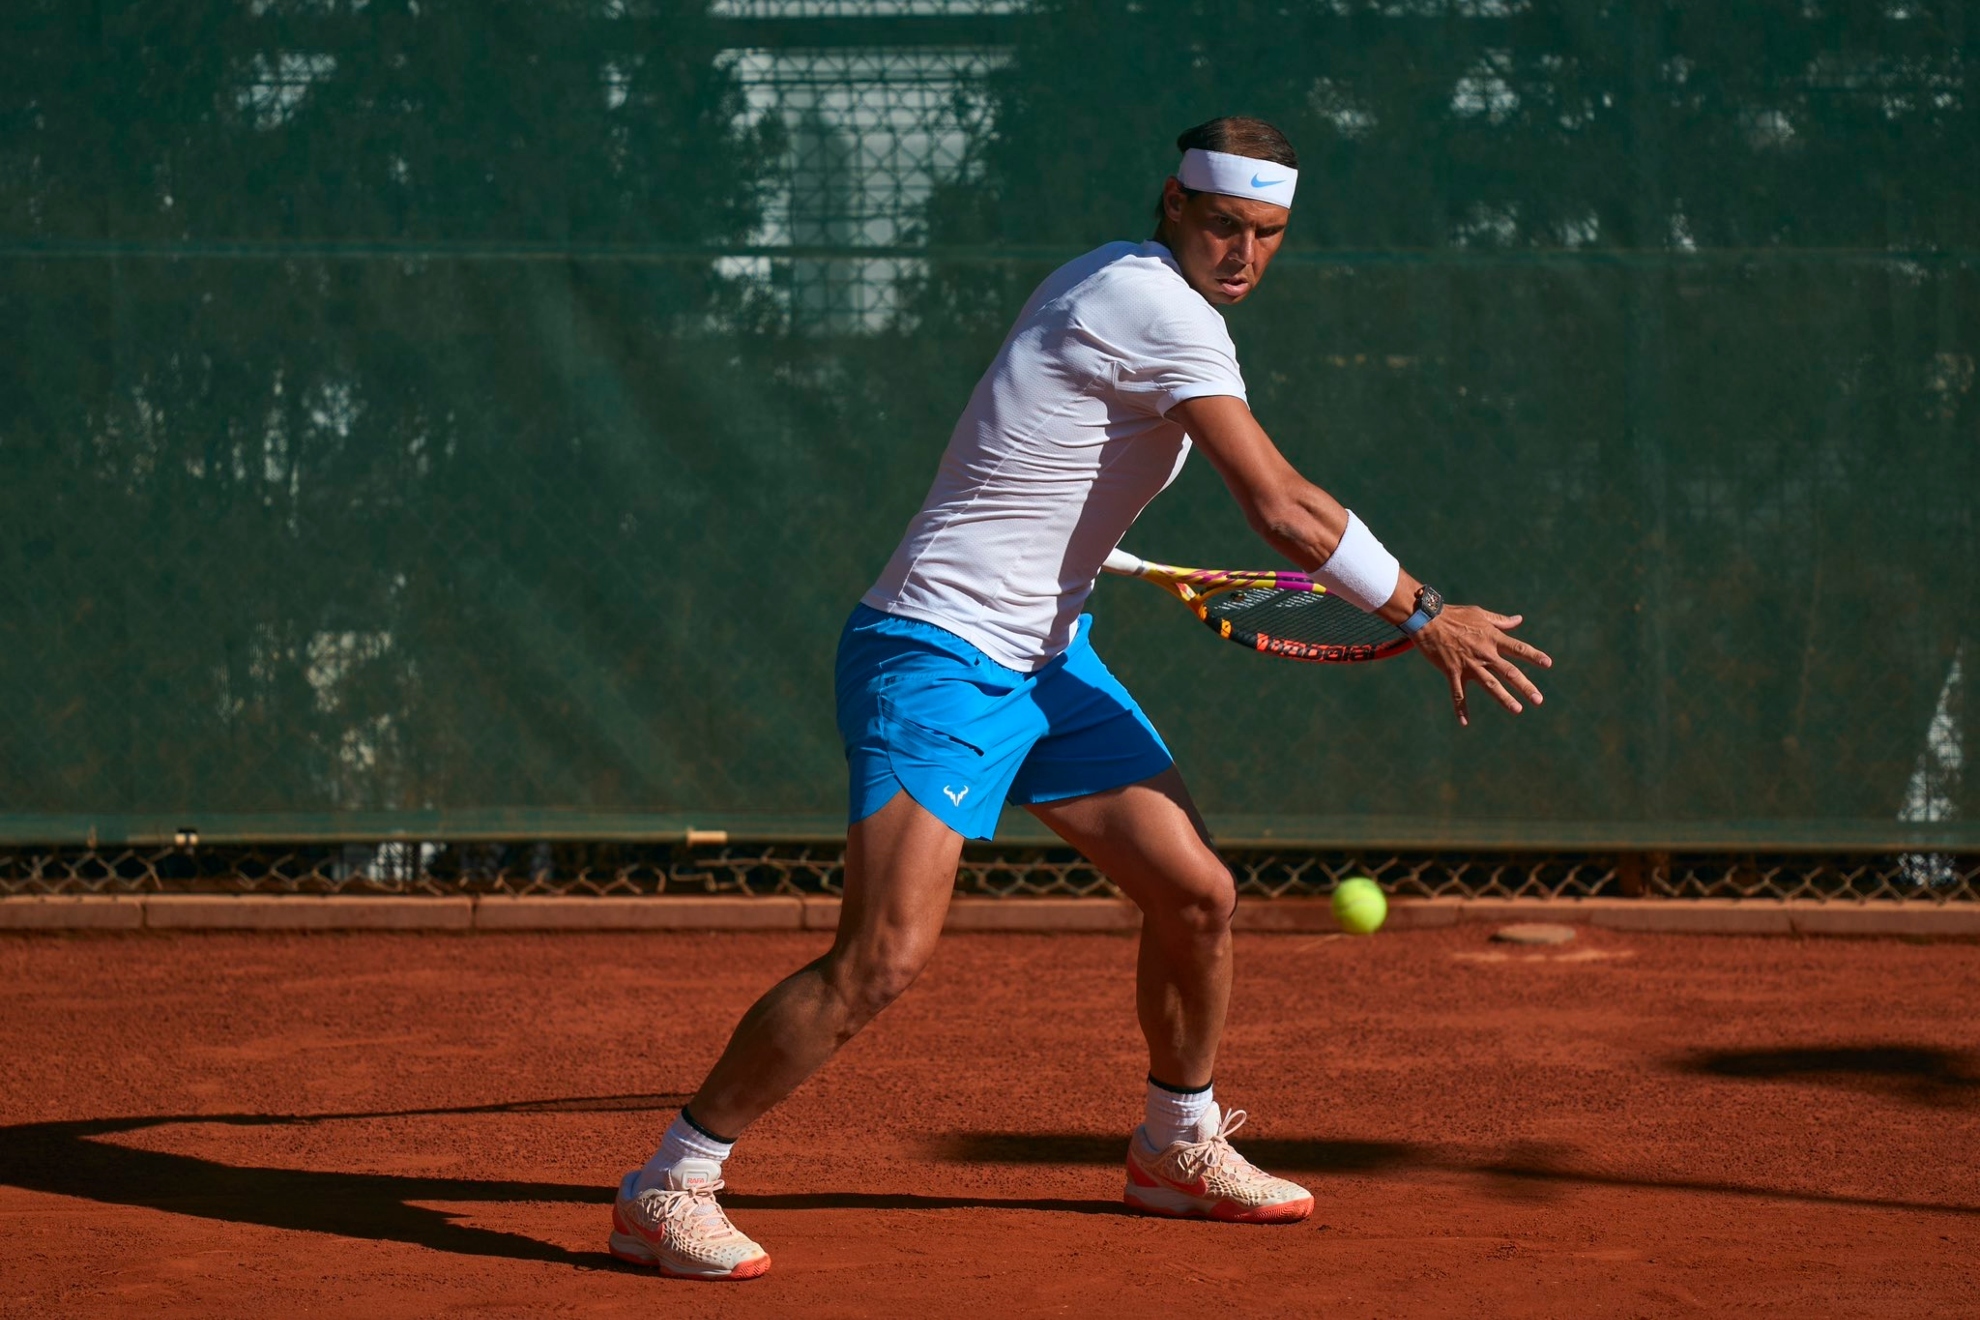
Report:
862,240,1247,671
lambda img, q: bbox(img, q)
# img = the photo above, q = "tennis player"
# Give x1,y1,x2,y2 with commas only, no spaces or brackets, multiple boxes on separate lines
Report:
609,116,1552,1280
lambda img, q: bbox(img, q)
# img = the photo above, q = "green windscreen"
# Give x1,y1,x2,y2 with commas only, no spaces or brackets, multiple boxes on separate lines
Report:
2,1,1972,849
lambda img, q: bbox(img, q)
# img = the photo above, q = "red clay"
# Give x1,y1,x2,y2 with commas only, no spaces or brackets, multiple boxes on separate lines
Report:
3,925,1978,1317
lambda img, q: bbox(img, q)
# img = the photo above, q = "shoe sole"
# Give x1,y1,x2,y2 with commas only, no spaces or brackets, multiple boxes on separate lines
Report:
608,1230,772,1280
1123,1181,1315,1225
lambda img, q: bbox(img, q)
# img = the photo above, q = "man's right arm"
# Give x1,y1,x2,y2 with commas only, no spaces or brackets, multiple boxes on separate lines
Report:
1166,394,1553,725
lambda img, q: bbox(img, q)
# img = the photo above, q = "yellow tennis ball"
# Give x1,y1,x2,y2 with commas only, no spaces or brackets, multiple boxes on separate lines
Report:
1332,877,1387,935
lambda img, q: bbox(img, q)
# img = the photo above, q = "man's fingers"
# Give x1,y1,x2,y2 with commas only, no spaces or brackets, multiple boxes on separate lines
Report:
1422,612,1556,724
1488,654,1545,705
1497,636,1553,669
1468,660,1524,715
1473,610,1556,670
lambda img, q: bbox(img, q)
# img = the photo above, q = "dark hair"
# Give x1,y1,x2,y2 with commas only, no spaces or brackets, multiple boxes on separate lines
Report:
1175,116,1298,171
1155,116,1298,231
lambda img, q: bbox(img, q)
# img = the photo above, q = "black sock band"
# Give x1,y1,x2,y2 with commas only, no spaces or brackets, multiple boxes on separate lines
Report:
679,1106,739,1146
1147,1073,1213,1096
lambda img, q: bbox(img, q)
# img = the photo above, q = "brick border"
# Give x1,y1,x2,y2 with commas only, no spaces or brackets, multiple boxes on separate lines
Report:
4,893,1980,936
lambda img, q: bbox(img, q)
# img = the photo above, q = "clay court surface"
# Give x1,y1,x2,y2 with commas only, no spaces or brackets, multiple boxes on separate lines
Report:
3,925,1978,1317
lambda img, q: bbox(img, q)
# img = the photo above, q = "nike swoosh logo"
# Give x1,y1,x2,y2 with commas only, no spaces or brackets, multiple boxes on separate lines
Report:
1250,173,1281,189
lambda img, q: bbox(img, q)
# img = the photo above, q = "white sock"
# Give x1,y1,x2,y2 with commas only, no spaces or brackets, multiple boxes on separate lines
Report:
1144,1076,1217,1149
637,1111,734,1193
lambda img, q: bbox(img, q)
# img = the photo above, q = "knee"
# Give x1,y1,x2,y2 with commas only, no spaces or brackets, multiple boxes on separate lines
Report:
825,945,932,1029
1150,863,1237,940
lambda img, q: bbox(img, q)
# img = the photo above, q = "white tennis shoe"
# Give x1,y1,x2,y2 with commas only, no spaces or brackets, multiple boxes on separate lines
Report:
608,1160,771,1281
1124,1107,1314,1223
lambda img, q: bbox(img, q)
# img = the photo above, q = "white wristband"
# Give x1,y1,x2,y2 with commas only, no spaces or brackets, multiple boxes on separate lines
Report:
1314,511,1401,614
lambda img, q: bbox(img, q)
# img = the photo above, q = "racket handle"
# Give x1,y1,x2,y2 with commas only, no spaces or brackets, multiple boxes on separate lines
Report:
1101,548,1146,576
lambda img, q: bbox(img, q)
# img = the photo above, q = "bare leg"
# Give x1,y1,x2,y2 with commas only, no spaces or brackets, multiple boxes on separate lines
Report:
1025,766,1234,1088
685,789,963,1137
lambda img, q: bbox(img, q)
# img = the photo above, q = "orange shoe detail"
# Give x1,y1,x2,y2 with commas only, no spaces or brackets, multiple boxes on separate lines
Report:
608,1162,771,1281
1123,1108,1314,1224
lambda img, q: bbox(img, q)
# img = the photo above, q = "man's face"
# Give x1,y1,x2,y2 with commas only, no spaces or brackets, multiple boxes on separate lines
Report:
1160,177,1289,306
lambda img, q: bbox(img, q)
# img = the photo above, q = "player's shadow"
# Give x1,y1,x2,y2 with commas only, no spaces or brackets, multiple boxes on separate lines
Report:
1679,1045,1980,1108
721,1190,1126,1215
934,1132,1420,1173
940,1129,1980,1219
16,1089,1980,1266
0,1094,1129,1265
0,1096,693,1269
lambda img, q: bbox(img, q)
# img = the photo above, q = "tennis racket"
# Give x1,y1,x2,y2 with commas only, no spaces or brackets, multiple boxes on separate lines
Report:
1101,548,1413,665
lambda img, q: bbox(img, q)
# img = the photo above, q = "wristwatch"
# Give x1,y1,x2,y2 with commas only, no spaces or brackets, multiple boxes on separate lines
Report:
1399,585,1445,637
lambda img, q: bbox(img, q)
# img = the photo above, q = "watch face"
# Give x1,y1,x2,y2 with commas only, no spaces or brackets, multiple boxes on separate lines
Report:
1418,586,1445,615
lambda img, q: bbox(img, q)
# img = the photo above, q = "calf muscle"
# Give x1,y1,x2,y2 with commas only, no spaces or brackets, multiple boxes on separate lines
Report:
685,790,962,1136
1027,767,1235,1091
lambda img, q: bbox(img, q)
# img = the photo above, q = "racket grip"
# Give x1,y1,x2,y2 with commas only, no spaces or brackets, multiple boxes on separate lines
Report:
1101,548,1146,576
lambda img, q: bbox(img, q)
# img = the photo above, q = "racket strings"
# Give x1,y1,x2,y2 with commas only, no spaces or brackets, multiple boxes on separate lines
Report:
1203,586,1402,650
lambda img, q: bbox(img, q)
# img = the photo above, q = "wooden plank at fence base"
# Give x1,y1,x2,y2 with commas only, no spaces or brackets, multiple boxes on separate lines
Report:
474,896,802,931
799,896,1143,932
1789,905,1980,937
944,897,1141,931
0,896,145,929
143,895,474,930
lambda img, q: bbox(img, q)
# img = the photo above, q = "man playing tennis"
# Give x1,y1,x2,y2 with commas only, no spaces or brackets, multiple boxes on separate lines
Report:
610,116,1552,1280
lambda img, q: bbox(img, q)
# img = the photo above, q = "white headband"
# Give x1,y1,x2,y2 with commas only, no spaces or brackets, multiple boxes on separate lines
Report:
1177,147,1297,208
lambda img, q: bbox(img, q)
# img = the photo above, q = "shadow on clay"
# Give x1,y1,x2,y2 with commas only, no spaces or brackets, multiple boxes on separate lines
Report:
0,1096,706,1269
937,1128,1980,1219
936,1132,1418,1172
723,1190,1127,1215
10,1080,1980,1270
0,1113,617,1268
1677,1045,1980,1108
0,1092,1125,1266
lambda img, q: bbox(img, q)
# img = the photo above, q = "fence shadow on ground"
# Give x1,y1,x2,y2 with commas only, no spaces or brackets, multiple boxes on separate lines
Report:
934,1125,1980,1220
1677,1045,1980,1108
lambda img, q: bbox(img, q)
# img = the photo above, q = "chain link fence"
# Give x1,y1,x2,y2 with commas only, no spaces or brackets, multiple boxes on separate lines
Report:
4,840,1973,905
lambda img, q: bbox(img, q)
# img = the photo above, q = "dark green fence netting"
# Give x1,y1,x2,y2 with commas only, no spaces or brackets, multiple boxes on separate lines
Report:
1,1,1972,849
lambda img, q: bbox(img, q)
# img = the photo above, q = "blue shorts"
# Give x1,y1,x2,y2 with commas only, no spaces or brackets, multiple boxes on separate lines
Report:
835,605,1174,840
